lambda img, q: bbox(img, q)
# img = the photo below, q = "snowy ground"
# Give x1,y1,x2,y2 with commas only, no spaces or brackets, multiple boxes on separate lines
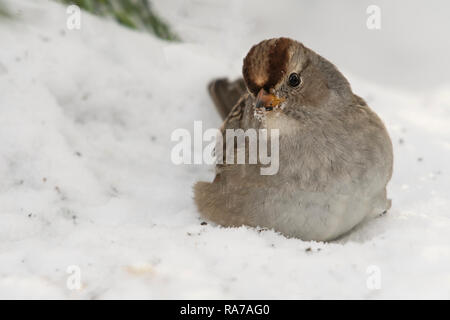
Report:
0,0,449,299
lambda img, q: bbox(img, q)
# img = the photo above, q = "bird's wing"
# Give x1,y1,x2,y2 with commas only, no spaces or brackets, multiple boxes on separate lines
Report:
219,93,248,134
208,78,247,120
214,93,252,176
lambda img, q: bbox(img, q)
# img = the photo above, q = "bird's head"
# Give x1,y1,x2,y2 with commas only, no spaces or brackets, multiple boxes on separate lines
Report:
242,38,353,116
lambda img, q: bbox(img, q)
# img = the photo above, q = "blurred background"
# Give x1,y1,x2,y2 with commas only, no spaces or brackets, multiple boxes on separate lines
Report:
28,0,450,92
154,0,450,92
0,0,449,299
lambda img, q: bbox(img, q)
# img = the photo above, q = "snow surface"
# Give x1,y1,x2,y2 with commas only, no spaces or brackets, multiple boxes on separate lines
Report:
0,0,449,299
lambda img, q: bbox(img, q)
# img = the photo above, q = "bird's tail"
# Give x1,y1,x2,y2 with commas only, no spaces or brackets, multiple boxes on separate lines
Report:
193,180,247,227
208,78,246,120
193,181,221,222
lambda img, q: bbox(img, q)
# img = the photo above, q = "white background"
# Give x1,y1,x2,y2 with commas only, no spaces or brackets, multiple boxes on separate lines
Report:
0,0,449,298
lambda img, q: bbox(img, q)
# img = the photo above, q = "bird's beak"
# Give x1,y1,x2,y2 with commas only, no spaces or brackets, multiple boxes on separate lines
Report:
255,89,285,111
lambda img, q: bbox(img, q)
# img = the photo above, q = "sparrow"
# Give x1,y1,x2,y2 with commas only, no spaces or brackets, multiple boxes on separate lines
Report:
194,37,393,241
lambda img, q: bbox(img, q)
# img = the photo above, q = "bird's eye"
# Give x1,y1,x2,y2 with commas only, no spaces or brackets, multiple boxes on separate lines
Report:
288,73,301,87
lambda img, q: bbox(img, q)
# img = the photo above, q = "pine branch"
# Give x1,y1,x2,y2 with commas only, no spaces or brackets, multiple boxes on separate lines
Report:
58,0,180,41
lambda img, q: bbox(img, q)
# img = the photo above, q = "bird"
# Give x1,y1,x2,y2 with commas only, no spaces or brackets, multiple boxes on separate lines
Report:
194,37,393,241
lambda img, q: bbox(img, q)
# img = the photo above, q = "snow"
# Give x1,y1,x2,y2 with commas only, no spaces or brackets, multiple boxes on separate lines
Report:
0,0,449,299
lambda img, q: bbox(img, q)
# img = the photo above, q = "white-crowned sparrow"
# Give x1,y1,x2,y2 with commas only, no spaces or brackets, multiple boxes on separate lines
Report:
194,37,393,241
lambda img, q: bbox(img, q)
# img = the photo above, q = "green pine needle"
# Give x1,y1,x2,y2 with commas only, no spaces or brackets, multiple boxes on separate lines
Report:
58,0,180,41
